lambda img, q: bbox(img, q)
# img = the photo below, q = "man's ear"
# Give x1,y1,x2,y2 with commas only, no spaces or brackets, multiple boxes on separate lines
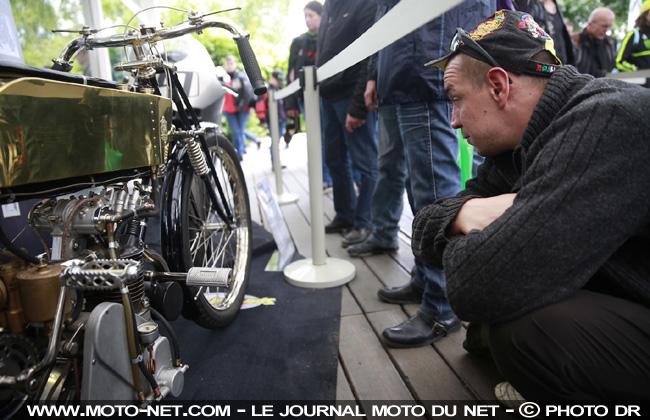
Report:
485,67,510,108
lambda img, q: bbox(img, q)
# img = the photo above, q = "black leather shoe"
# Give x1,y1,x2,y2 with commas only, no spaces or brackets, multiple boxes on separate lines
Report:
348,238,398,257
462,322,491,357
377,280,424,304
341,227,373,248
382,312,461,348
325,219,354,234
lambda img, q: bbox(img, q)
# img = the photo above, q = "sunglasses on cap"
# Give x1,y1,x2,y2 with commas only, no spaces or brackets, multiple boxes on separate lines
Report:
450,28,513,83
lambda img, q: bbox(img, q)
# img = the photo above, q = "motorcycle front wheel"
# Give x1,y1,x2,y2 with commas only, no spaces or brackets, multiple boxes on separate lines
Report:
163,132,252,328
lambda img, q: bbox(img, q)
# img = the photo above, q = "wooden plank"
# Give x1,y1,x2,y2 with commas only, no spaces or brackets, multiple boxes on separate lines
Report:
341,285,363,317
280,201,313,258
401,307,509,406
339,313,414,403
336,362,366,420
366,309,474,401
393,238,418,273
362,253,411,289
435,331,507,402
326,233,395,314
336,361,356,401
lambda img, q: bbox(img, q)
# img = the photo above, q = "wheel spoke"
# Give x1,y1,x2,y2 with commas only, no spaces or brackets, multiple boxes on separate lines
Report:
173,136,251,327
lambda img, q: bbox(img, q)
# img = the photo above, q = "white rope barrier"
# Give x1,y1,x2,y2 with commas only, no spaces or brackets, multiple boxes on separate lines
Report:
269,90,298,205
279,0,465,288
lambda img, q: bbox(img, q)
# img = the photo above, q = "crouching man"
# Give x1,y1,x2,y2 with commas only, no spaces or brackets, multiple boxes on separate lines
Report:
414,10,650,400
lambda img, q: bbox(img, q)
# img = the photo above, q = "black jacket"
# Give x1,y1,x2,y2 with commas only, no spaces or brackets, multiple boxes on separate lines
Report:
572,30,617,77
317,0,375,119
369,0,495,105
285,31,318,111
412,66,650,323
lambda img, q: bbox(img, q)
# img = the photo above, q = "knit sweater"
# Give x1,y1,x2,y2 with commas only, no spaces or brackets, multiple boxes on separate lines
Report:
412,65,650,324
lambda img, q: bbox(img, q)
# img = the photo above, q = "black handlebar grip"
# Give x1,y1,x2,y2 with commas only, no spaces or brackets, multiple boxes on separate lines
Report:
235,36,267,96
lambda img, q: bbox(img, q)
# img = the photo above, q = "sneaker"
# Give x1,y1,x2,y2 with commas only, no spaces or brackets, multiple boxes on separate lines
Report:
341,227,372,248
494,382,526,410
347,238,398,258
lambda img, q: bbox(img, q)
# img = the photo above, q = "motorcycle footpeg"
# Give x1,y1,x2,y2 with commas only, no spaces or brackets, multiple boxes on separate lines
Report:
186,267,232,288
61,259,142,290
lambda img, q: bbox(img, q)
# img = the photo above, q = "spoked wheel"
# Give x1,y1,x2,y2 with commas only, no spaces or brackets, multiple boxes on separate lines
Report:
163,131,252,328
0,334,39,418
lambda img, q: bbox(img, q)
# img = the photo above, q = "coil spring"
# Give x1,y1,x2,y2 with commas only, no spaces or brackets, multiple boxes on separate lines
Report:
187,137,209,176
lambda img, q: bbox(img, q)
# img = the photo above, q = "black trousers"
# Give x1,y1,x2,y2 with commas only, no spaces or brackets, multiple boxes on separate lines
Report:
489,290,650,400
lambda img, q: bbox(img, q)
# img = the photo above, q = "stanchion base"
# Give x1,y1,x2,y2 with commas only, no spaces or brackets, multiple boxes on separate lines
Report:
276,193,299,205
283,257,355,288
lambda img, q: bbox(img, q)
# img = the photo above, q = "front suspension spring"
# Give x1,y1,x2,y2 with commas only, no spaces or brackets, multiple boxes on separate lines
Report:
186,136,210,176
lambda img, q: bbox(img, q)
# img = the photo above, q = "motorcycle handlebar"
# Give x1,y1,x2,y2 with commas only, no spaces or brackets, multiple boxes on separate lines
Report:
234,35,266,96
54,11,268,93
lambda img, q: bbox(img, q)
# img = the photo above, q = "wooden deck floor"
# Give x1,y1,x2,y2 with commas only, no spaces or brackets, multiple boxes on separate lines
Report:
240,134,516,418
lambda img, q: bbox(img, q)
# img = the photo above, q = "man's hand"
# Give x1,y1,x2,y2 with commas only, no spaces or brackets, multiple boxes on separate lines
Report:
345,114,366,133
364,80,378,111
447,193,516,236
287,109,300,118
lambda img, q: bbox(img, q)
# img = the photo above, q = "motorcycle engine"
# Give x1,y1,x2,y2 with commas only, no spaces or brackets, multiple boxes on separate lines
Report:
0,182,186,412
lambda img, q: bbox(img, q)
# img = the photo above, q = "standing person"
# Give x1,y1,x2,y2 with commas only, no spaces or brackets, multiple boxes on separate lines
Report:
222,54,255,160
572,7,617,77
286,1,332,191
353,0,495,349
317,0,378,242
255,70,287,165
616,0,650,72
416,9,650,401
513,0,575,65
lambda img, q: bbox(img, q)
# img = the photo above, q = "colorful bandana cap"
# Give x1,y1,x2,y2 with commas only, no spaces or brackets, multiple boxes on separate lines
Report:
426,9,561,77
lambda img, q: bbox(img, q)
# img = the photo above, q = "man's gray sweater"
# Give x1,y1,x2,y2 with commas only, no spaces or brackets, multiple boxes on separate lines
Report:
412,66,650,323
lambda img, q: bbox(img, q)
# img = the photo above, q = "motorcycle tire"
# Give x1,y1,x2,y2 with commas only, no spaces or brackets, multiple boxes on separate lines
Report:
162,132,252,328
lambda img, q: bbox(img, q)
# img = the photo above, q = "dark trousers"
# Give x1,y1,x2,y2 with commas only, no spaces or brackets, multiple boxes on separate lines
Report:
489,290,650,400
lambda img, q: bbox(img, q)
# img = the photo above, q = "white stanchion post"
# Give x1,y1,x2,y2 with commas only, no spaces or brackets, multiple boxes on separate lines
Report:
283,66,355,288
269,89,298,205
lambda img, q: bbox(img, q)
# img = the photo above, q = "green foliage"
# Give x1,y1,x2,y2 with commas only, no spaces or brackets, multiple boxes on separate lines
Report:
12,0,292,76
153,0,292,74
11,0,78,67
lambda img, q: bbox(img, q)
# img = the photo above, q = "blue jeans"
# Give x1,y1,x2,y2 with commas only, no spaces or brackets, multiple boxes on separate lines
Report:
244,129,258,142
224,110,250,158
321,96,378,229
372,102,461,320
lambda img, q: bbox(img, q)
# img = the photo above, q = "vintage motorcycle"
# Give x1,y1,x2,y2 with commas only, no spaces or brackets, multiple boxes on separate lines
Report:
0,6,266,415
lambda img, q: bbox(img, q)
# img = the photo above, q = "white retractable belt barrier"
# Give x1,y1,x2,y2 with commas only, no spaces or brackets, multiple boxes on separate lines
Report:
274,0,465,288
269,90,299,205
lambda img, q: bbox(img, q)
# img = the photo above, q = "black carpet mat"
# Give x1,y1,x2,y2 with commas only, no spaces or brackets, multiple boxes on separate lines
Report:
170,223,342,401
